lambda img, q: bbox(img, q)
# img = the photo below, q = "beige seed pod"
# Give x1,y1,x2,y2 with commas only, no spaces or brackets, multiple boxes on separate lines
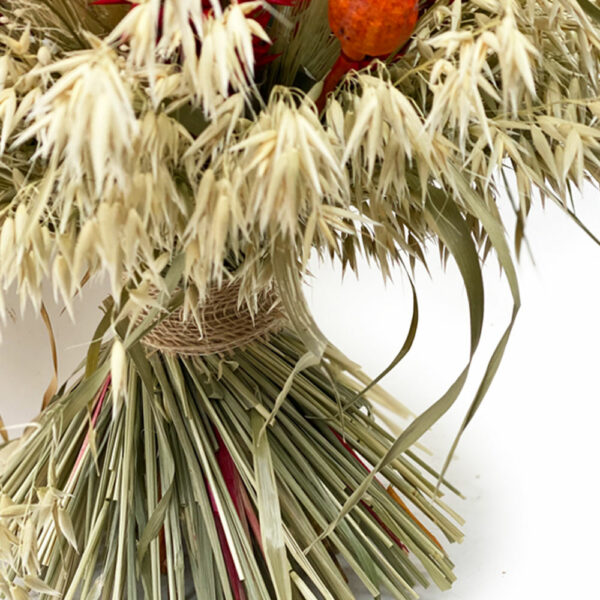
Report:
110,339,127,412
37,45,52,67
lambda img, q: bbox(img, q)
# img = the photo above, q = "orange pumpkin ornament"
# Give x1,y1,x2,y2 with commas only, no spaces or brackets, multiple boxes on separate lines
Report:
329,0,419,61
316,0,419,110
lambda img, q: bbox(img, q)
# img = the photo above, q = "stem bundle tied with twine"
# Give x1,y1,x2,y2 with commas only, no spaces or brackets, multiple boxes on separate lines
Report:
137,282,286,356
1,0,600,598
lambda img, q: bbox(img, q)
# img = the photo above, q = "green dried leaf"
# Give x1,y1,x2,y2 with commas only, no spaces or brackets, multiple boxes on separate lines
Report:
344,275,419,413
424,190,485,355
85,300,114,378
251,412,292,600
576,0,600,22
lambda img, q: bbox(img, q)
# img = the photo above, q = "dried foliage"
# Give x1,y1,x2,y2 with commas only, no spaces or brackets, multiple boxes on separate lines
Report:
1,0,600,598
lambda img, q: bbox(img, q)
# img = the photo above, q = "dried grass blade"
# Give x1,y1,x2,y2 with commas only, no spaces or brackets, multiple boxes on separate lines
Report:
251,412,292,600
344,279,419,413
40,302,59,411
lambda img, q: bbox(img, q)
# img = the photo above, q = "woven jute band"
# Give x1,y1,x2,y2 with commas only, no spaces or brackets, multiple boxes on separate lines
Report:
140,282,286,356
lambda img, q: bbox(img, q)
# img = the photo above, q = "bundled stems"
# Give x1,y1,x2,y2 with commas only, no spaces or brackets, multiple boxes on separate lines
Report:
0,328,462,600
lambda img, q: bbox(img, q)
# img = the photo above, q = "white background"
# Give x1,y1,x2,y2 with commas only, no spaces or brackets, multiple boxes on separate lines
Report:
1,189,600,599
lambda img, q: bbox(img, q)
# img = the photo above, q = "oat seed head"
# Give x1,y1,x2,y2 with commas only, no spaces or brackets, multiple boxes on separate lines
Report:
0,0,598,319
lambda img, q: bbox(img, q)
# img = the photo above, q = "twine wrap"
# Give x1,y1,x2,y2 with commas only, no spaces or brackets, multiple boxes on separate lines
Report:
141,283,286,356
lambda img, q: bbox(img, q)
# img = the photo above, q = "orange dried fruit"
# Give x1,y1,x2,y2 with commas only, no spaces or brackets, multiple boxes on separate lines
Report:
328,0,419,60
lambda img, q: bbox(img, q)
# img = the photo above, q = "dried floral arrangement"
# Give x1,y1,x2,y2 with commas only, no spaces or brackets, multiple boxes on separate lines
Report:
0,0,599,598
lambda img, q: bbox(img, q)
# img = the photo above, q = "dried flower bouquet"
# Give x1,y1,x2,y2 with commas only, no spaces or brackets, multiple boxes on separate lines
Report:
0,0,599,598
